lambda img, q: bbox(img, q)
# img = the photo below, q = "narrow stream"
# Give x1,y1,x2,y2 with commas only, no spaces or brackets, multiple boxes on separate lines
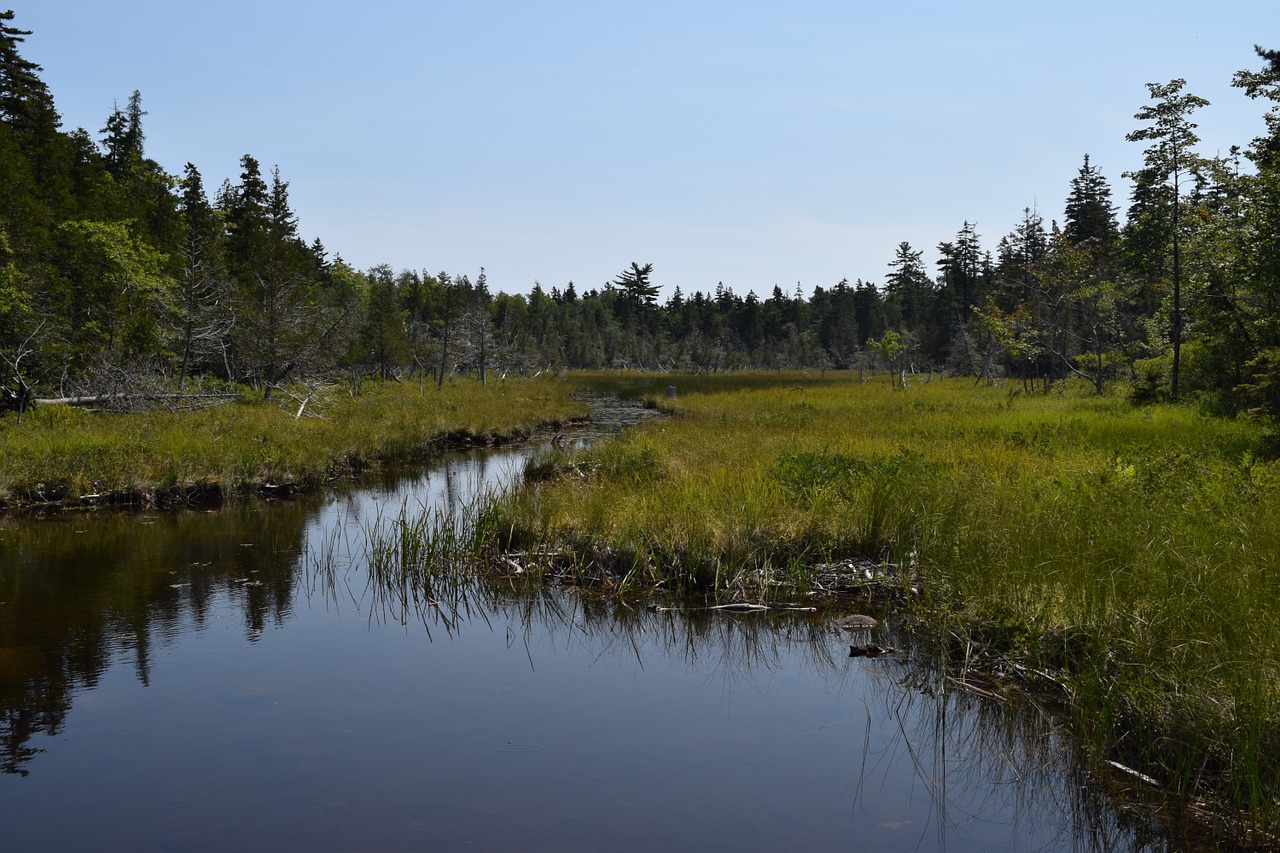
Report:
0,418,1183,851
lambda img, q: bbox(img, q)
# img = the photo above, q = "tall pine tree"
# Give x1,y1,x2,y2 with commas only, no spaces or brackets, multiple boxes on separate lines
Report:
1124,79,1209,400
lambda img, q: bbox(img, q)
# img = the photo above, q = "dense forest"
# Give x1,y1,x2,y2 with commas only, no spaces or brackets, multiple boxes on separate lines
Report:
2,10,1280,415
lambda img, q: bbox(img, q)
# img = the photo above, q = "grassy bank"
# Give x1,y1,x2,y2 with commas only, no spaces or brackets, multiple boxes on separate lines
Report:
0,377,584,508
486,370,1280,840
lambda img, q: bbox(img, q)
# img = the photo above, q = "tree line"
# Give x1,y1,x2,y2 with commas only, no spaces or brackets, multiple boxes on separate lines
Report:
2,9,1280,415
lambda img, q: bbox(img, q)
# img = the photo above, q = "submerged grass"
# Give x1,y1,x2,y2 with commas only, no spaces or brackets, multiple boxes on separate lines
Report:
482,370,1280,842
0,377,584,507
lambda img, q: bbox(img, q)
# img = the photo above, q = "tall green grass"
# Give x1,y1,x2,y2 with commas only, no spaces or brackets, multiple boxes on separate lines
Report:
0,377,583,505
489,370,1280,839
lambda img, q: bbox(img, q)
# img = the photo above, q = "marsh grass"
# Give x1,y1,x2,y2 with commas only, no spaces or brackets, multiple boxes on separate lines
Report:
0,377,583,505
485,370,1280,839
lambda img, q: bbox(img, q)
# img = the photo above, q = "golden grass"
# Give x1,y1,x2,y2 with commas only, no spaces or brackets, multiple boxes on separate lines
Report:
0,376,584,503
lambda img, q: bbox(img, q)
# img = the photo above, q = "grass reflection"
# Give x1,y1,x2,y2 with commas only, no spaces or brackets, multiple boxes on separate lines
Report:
305,500,1204,851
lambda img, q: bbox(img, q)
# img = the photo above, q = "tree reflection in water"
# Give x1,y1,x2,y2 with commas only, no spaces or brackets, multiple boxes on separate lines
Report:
0,503,308,776
0,458,1184,850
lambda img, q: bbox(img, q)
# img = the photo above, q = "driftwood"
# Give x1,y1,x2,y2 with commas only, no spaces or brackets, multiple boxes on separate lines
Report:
648,602,818,614
31,392,242,412
274,382,336,420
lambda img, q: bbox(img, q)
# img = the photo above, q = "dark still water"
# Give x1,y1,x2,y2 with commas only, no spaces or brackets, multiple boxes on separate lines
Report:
1,447,1161,852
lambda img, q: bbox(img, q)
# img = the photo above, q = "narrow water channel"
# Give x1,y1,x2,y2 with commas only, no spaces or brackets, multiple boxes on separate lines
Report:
0,438,1178,851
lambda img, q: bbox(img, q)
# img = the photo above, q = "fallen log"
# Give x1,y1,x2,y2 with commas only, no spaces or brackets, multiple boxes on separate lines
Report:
34,392,242,410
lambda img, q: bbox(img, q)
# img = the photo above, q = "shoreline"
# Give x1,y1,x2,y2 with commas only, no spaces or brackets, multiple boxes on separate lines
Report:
0,415,590,515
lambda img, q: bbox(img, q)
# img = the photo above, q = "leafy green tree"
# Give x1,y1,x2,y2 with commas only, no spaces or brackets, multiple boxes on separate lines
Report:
868,330,910,388
971,301,1041,387
0,223,35,412
1045,232,1123,393
58,219,172,362
1124,78,1210,400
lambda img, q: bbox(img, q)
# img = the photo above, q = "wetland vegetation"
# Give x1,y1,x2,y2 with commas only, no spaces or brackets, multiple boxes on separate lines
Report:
354,370,1279,846
0,377,583,508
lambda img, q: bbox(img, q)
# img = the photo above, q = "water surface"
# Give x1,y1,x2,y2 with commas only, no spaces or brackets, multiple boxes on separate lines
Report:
0,445,1171,851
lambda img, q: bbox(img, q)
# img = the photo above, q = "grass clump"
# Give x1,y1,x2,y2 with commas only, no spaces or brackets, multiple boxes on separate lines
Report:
490,369,1280,839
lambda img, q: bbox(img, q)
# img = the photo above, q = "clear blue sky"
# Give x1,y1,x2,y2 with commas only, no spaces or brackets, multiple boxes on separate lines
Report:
18,1,1280,298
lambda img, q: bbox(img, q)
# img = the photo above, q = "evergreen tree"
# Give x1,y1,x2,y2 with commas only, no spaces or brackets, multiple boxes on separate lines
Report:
613,262,658,309
223,154,269,283
467,266,495,384
884,242,931,332
1063,154,1119,254
227,159,326,398
0,11,58,152
994,207,1048,308
357,264,409,380
1124,78,1210,400
99,90,145,178
1227,46,1280,412
434,270,459,388
175,163,230,389
1233,45,1280,167
852,279,886,348
936,221,984,321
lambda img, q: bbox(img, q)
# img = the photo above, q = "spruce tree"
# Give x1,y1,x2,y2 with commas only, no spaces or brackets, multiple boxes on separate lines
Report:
995,207,1049,308
175,163,230,389
1063,154,1119,254
226,158,320,398
884,241,931,333
936,222,984,319
0,10,58,149
1124,79,1209,400
1229,46,1280,412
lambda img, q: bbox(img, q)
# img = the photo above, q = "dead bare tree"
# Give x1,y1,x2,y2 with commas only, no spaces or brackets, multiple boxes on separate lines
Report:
0,321,43,424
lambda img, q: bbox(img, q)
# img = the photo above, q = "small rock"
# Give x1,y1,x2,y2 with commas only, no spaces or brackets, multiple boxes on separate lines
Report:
849,644,894,658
